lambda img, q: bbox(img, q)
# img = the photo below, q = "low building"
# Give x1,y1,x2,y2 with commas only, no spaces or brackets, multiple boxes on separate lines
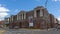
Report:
4,18,9,25
49,14,58,28
3,17,10,28
0,21,3,27
9,6,50,29
9,15,18,28
53,18,58,28
49,14,54,28
5,6,59,29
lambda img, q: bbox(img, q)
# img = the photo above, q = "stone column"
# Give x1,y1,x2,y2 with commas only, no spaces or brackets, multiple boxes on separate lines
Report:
22,13,23,20
34,10,36,18
8,18,9,23
12,16,13,22
17,15,18,20
40,9,43,17
24,13,26,19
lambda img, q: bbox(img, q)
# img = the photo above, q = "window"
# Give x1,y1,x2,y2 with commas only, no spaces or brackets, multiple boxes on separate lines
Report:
36,10,40,18
40,10,43,17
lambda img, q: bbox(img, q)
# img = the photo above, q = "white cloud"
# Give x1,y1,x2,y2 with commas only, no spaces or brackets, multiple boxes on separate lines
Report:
0,13,8,18
0,13,9,21
0,4,10,21
52,0,58,2
0,7,10,12
57,17,60,24
57,17,60,20
57,16,60,21
0,4,10,12
52,0,60,2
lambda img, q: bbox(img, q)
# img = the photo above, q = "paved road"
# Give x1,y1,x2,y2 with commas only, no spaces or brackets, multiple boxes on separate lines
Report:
2,28,60,34
0,28,60,34
0,28,6,34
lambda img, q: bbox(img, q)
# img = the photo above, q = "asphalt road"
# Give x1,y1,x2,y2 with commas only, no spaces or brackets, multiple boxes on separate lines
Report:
2,28,60,34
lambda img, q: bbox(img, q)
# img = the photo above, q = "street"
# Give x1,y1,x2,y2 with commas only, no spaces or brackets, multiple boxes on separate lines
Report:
0,28,60,34
0,28,6,34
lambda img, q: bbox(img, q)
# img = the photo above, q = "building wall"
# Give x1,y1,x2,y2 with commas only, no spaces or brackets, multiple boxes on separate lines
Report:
49,14,58,28
4,18,9,24
6,6,58,29
49,14,54,28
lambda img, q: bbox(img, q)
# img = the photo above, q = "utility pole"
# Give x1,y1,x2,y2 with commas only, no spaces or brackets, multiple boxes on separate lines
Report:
45,0,48,8
45,0,48,30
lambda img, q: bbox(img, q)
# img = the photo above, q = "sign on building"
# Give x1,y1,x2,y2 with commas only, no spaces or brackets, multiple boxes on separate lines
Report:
28,16,33,27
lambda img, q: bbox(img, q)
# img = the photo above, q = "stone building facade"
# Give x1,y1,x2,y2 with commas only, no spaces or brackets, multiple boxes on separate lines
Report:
5,6,58,29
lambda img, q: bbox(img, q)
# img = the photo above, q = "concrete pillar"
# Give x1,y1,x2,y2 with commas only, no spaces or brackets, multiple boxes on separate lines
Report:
40,9,43,17
34,10,36,18
17,15,18,20
8,18,9,23
22,13,23,20
12,16,13,22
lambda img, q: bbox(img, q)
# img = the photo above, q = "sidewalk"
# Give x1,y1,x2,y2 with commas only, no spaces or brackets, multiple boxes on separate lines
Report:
3,27,58,31
48,28,58,31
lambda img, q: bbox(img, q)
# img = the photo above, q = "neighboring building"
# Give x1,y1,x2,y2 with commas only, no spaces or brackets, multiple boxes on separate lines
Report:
0,21,3,25
4,6,58,29
10,15,14,23
53,18,58,28
3,17,10,27
0,21,3,27
49,14,58,28
49,14,54,28
4,18,9,24
9,15,18,28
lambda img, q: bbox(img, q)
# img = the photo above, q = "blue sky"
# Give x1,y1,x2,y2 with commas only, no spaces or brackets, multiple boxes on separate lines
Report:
0,0,60,21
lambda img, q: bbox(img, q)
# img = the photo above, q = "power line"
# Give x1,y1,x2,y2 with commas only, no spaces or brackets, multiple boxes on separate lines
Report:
45,0,48,8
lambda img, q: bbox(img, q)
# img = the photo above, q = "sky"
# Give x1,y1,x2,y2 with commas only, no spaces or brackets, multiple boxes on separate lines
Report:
0,0,60,21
